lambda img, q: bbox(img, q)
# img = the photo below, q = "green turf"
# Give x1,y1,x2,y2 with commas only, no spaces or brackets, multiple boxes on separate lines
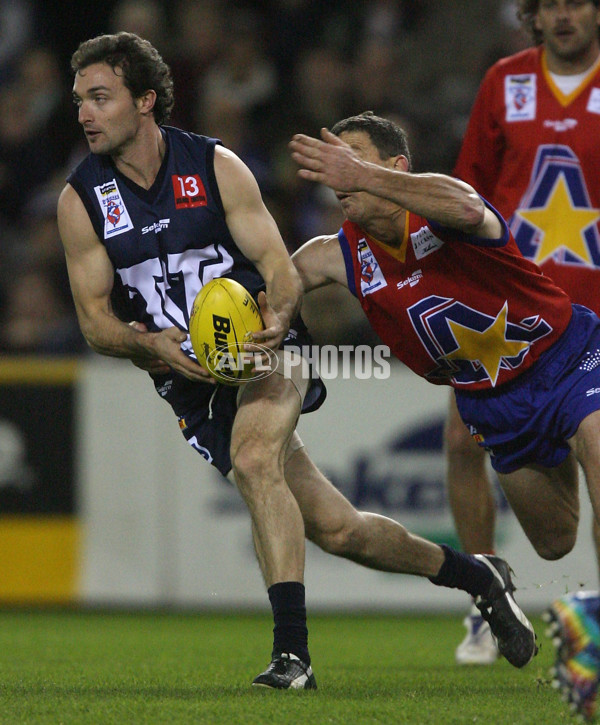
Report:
0,610,573,724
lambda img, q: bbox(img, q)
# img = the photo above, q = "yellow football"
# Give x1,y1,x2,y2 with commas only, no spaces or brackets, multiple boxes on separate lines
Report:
189,278,265,385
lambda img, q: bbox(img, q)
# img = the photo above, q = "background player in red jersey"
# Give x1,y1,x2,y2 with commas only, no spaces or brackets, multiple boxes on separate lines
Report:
448,0,600,675
290,109,600,721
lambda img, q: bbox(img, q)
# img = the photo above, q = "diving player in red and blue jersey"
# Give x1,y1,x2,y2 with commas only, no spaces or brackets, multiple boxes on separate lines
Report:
57,34,538,691
290,111,600,719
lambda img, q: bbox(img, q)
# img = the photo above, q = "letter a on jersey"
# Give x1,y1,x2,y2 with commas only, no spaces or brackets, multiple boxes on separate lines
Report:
408,296,552,386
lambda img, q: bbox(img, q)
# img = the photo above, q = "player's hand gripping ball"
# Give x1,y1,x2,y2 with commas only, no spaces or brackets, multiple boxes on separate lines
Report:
189,278,266,385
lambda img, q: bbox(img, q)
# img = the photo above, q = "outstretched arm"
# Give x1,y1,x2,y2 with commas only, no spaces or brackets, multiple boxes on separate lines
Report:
291,234,349,294
289,128,502,238
57,184,214,383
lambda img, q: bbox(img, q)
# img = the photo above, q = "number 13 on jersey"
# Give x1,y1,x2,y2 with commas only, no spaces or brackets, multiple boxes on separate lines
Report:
172,174,208,209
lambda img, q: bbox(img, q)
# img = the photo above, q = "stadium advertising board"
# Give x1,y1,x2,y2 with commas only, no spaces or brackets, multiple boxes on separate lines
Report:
0,358,79,603
79,358,594,611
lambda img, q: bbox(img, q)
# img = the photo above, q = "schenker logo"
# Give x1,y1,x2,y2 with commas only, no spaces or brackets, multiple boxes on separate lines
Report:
142,218,170,234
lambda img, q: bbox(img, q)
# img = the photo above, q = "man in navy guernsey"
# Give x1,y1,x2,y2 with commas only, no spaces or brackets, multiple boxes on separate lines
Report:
58,33,537,688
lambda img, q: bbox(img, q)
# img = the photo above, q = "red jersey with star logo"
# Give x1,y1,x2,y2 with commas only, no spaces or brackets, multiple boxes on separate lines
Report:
339,209,572,390
454,46,600,313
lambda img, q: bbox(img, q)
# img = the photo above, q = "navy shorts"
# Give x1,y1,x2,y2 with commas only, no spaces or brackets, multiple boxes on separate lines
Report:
455,304,600,474
152,316,326,476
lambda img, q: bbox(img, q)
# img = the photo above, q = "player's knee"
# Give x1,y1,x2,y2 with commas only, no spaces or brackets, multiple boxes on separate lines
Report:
533,529,577,560
231,439,278,492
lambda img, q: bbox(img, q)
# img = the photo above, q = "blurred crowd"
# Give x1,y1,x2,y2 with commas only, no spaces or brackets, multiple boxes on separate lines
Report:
0,0,529,354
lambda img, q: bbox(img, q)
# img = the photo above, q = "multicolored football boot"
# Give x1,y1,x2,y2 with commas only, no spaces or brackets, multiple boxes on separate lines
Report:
544,591,600,722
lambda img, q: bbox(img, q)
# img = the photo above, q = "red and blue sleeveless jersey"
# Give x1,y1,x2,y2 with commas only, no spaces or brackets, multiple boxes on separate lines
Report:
339,205,573,390
67,125,264,352
454,47,600,314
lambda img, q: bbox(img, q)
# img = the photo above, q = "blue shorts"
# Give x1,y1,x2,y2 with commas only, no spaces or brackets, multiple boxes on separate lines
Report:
455,304,600,474
152,316,326,476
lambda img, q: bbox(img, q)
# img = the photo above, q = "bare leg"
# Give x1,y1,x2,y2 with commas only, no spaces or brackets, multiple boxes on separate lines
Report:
497,455,579,561
284,443,537,669
445,394,498,663
445,392,495,553
569,410,600,529
285,444,447,577
594,518,600,583
542,411,600,721
231,373,304,586
569,409,600,583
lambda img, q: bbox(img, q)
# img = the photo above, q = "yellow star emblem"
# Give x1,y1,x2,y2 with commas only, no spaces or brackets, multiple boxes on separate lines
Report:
444,302,530,386
516,175,600,266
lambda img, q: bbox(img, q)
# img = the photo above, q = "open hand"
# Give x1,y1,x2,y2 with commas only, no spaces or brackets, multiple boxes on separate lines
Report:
289,128,364,192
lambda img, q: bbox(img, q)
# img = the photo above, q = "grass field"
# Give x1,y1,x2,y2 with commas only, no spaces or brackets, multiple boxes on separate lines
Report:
0,610,573,724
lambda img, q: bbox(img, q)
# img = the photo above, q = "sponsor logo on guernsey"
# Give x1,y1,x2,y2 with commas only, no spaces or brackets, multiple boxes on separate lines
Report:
468,424,485,445
94,179,134,238
411,226,444,260
543,118,577,132
397,269,423,290
587,87,600,115
142,219,170,235
505,74,536,122
580,348,600,372
156,379,173,397
357,237,387,295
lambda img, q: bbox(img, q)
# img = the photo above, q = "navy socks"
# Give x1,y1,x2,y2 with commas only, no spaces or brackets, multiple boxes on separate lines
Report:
429,544,494,598
268,581,310,665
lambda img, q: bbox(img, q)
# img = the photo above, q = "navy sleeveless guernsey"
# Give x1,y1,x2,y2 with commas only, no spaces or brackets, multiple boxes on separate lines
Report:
67,126,264,337
67,126,324,473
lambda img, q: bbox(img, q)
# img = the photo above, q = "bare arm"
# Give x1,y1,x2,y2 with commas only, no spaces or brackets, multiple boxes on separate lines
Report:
57,184,214,383
289,128,502,238
291,234,348,294
214,146,302,348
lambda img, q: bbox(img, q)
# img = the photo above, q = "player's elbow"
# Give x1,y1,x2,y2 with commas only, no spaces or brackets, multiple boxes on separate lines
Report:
78,315,110,357
296,269,314,295
291,258,309,293
77,317,97,350
83,336,99,354
81,330,107,356
292,257,323,294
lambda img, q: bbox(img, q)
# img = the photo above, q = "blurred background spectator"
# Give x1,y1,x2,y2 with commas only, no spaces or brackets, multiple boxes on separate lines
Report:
0,0,34,84
0,263,86,355
0,0,528,353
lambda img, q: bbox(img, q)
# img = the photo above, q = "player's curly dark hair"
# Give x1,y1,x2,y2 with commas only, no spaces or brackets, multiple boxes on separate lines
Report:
71,32,174,125
516,0,600,45
330,111,412,171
